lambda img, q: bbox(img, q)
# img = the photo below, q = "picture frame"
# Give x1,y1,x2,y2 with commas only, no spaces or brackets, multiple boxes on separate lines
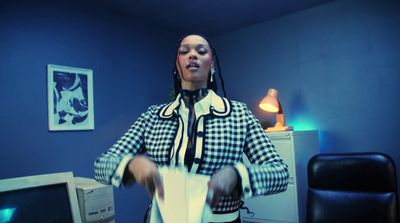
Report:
47,64,94,131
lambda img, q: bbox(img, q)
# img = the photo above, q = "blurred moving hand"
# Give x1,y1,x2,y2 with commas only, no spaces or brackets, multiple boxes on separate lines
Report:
207,166,241,208
128,155,164,199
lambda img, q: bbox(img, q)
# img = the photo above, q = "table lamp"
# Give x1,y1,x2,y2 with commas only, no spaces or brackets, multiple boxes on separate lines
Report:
259,88,293,132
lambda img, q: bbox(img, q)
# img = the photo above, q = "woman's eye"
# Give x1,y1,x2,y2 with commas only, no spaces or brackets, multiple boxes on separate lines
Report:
197,48,208,55
178,48,188,54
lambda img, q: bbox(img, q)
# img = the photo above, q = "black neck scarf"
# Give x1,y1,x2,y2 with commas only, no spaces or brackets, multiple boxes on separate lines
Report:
180,88,208,171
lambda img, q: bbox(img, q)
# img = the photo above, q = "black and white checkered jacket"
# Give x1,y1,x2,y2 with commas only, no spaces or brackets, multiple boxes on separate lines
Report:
94,90,289,215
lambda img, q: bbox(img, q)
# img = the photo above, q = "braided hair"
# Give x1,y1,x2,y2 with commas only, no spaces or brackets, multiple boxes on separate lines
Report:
172,34,227,98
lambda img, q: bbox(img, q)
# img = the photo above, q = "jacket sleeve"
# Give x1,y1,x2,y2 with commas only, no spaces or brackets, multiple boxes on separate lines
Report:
94,106,157,187
238,105,289,198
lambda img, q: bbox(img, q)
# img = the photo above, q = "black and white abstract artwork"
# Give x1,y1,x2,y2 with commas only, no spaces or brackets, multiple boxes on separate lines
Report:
47,64,94,131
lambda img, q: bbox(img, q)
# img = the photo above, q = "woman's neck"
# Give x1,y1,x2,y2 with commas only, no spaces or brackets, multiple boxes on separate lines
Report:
181,82,207,91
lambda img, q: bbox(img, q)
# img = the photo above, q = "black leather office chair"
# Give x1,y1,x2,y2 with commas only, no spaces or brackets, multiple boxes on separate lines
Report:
307,152,399,223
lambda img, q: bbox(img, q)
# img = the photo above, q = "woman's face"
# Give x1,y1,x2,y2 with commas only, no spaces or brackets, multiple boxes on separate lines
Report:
176,35,213,90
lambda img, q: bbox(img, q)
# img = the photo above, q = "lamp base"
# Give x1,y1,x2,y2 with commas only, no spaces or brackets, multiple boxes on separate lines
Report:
265,113,293,132
266,126,293,132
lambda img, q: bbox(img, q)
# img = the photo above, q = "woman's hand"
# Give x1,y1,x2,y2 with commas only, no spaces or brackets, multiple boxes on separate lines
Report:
206,166,241,208
128,155,164,199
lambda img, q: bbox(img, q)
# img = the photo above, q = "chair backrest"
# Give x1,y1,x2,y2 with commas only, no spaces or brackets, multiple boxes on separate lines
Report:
307,152,399,223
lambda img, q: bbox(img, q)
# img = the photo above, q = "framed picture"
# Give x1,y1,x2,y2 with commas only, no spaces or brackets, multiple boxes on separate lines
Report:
47,64,94,131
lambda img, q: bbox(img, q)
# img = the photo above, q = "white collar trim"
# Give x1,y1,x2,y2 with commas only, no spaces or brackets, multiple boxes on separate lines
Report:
159,90,231,119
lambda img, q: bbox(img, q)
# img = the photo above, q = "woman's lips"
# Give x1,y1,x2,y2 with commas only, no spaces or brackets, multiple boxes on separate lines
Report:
186,62,200,69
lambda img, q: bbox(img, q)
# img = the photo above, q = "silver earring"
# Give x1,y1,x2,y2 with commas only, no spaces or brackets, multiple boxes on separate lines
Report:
210,67,215,83
174,70,180,80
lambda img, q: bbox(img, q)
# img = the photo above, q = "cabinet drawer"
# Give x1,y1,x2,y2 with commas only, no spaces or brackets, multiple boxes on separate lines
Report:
240,184,297,222
268,138,295,180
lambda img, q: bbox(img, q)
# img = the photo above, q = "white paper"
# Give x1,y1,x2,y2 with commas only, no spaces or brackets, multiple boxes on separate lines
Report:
151,167,211,223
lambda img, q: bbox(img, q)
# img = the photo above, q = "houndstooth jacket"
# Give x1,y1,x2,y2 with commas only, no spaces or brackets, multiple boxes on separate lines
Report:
94,90,289,214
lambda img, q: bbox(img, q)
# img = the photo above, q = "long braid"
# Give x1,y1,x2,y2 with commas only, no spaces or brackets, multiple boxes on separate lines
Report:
210,45,227,98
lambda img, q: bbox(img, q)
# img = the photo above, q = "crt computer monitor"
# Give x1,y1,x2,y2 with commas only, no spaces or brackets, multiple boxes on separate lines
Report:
0,172,82,223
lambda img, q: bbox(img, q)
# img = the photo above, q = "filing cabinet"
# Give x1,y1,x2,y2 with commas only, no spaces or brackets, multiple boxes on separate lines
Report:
241,130,319,223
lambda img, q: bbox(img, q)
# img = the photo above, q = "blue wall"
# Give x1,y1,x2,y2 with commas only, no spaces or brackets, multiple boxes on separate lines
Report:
212,0,400,190
0,1,178,222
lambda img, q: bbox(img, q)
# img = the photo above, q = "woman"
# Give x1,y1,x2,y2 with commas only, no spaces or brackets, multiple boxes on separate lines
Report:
94,34,289,223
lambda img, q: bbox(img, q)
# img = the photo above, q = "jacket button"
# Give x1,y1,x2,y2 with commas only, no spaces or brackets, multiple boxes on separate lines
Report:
197,131,204,137
244,187,250,193
194,158,201,164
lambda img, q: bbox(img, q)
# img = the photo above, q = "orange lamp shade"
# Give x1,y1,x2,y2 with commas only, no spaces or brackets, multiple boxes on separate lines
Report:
259,88,280,112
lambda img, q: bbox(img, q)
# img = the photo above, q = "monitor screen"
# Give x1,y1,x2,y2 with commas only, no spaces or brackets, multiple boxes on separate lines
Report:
0,172,82,223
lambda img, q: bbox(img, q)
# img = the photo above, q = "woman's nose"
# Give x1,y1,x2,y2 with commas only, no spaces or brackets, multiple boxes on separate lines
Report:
189,50,197,59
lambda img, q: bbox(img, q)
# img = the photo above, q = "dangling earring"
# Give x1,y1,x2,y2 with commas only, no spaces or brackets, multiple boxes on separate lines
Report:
210,67,215,83
174,69,180,80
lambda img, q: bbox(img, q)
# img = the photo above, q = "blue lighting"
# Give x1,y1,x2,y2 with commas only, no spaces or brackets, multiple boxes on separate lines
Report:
0,208,16,223
289,119,317,131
